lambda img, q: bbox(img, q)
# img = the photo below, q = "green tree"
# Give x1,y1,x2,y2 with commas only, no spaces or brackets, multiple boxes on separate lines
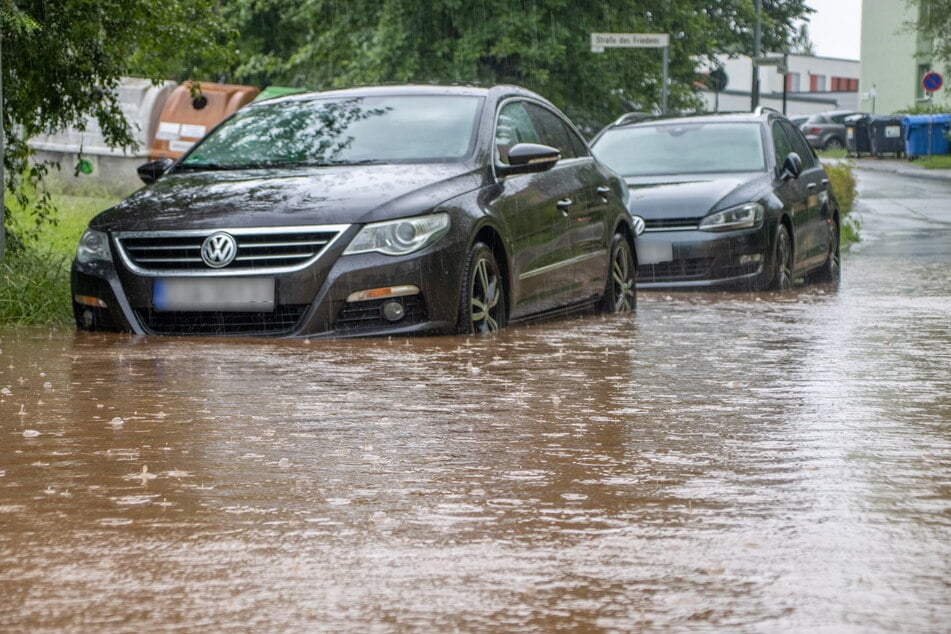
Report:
1,0,233,254
223,0,813,131
911,0,951,70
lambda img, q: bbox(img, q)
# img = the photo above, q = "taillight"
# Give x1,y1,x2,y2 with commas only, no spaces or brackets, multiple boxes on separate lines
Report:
808,127,821,135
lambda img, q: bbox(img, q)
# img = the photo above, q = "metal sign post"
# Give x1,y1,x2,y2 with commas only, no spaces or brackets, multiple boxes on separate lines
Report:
591,33,671,113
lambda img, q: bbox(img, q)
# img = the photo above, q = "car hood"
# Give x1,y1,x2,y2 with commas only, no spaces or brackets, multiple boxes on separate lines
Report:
90,163,482,232
624,172,769,220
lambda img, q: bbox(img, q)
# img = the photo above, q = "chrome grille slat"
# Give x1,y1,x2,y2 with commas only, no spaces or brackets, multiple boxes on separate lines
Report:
113,224,350,277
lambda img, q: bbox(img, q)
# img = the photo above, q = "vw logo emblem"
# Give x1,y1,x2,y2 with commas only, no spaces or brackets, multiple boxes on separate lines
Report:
631,215,647,237
201,232,238,268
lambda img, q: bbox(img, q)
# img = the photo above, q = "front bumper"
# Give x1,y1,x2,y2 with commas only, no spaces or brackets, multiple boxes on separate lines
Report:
71,232,465,338
634,223,769,289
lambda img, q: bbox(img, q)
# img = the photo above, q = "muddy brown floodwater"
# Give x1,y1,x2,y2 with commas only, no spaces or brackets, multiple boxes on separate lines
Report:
1,169,950,632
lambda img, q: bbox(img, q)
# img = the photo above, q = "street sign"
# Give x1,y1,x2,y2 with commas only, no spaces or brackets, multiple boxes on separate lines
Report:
590,32,671,114
922,72,943,93
754,55,788,75
590,33,669,53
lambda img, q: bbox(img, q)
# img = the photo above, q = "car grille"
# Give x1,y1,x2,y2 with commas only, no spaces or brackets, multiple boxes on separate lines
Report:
114,226,347,275
644,217,703,232
335,296,427,333
639,257,714,282
135,304,309,336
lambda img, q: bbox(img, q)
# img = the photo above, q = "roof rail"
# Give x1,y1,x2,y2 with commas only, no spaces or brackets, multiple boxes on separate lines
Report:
611,111,653,126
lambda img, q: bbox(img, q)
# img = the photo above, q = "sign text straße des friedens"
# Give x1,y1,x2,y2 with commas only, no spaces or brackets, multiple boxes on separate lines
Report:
590,33,670,50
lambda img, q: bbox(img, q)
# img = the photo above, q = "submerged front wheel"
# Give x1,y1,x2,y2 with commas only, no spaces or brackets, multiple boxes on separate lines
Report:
457,242,506,334
598,233,637,313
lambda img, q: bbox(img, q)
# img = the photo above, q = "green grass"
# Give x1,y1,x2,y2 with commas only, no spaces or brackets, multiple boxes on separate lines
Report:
3,192,117,327
0,248,74,327
915,154,951,169
817,148,848,160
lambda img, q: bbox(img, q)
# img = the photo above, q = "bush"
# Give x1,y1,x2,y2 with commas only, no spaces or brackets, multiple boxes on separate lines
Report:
823,160,860,248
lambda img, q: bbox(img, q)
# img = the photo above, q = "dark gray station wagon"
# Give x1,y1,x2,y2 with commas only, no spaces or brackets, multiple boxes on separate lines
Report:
72,85,638,337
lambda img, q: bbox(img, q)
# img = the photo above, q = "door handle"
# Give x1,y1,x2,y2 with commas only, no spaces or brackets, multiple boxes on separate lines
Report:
557,198,573,216
596,186,612,194
807,182,817,189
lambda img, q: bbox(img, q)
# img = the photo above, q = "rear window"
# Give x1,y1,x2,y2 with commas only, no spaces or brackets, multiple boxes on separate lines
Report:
591,122,766,177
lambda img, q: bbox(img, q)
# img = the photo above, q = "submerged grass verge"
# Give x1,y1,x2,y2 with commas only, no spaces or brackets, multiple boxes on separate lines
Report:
0,249,73,327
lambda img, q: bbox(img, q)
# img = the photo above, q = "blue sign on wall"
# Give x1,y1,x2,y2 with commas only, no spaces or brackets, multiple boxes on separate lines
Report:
922,72,943,92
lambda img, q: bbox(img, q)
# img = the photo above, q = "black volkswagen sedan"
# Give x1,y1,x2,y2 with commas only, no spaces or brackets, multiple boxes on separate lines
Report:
590,110,840,290
72,85,637,337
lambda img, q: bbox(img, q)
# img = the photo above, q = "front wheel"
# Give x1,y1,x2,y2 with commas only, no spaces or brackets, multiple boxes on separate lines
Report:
767,224,793,292
457,242,506,334
598,233,637,313
808,219,841,284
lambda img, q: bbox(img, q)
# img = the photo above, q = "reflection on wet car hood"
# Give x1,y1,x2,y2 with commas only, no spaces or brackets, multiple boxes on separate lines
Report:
625,172,769,219
90,163,482,232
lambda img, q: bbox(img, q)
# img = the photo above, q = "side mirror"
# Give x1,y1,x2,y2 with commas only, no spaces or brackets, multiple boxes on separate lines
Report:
496,143,561,177
137,158,174,185
781,152,803,180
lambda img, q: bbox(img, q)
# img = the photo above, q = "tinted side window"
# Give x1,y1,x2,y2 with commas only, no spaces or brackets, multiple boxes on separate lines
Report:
525,103,577,159
771,121,794,171
781,120,816,169
564,121,591,158
495,101,540,165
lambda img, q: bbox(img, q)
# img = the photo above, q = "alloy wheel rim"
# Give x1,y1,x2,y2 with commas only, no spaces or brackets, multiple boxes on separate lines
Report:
778,232,792,289
470,257,501,333
829,224,840,277
612,245,635,312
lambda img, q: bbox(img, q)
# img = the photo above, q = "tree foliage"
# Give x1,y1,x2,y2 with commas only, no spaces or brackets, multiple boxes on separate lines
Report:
911,0,951,72
223,0,814,130
1,0,233,249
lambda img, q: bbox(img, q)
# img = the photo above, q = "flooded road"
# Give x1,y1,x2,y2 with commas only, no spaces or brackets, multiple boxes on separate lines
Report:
2,168,949,632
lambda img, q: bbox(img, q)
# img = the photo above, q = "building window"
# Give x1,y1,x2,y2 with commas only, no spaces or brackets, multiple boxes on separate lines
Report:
786,73,801,92
810,74,827,92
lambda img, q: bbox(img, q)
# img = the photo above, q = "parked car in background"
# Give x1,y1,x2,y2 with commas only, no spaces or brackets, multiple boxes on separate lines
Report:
801,110,864,151
788,114,809,128
72,85,637,338
589,110,841,291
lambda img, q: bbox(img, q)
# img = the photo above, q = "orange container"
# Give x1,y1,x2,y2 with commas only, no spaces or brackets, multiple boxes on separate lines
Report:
150,81,260,160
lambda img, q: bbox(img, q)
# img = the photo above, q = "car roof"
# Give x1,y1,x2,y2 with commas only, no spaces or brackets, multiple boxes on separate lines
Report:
256,83,549,105
601,110,783,132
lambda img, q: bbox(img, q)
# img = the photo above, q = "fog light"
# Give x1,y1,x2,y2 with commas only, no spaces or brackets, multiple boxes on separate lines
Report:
739,254,763,265
83,309,94,328
381,300,406,322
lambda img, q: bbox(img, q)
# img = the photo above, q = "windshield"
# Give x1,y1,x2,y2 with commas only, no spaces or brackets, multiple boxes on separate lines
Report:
592,122,766,177
181,94,484,169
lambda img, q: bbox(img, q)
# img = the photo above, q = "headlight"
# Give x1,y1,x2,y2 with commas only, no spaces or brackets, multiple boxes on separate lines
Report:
698,203,764,232
344,213,450,256
76,229,113,264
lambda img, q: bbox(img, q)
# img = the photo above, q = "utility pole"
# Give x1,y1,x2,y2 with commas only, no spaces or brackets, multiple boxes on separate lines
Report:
751,0,762,110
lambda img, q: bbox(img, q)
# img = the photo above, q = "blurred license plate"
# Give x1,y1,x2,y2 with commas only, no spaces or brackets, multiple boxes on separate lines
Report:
637,240,673,265
153,278,274,312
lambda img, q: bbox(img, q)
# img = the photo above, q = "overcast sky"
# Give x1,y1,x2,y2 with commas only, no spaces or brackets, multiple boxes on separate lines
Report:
806,0,863,60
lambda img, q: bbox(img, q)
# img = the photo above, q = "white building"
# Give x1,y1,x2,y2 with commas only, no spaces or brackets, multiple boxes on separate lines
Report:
860,0,948,114
698,53,862,115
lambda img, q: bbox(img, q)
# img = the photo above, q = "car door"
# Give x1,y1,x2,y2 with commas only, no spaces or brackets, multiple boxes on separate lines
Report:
782,120,831,269
770,120,811,271
489,99,575,319
524,103,613,304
